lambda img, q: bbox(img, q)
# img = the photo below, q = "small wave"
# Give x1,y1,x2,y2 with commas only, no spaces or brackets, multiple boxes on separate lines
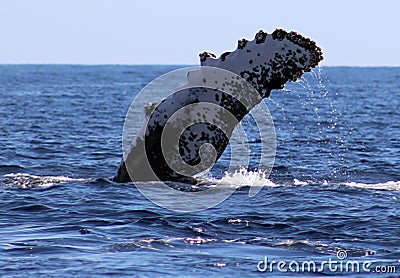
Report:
343,181,400,192
1,173,86,189
273,239,328,248
293,179,328,186
104,236,217,252
184,236,217,245
227,218,250,226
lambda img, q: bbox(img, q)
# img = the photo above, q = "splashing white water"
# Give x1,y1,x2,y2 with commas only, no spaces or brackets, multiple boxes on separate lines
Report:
215,167,279,188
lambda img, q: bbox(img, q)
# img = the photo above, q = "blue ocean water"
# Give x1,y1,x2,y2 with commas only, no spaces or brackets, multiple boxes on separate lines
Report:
1,65,400,277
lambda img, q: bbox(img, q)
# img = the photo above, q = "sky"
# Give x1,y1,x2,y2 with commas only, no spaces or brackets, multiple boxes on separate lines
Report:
0,0,399,66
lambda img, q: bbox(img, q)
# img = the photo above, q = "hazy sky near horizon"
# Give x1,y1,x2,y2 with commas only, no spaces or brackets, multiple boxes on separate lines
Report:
1,0,399,66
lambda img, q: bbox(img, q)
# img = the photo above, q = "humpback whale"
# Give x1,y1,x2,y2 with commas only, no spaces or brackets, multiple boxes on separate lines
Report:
114,29,323,183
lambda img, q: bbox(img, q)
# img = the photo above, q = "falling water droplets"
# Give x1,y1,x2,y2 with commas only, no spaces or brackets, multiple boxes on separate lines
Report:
265,67,352,183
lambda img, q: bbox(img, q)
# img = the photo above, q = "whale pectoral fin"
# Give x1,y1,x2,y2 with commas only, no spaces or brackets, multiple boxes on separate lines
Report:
115,28,323,183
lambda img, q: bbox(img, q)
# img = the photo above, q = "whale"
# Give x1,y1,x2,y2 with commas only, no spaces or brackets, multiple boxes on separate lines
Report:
114,29,323,183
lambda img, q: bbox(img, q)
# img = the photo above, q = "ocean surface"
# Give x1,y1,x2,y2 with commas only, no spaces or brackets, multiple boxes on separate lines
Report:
1,65,400,277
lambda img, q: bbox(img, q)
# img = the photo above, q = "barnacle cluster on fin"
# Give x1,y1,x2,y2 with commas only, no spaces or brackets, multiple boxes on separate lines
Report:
237,39,248,49
273,29,323,70
255,30,268,44
199,52,217,63
199,28,323,97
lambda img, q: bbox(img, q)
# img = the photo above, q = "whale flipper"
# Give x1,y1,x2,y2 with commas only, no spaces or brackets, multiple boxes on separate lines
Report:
114,29,323,183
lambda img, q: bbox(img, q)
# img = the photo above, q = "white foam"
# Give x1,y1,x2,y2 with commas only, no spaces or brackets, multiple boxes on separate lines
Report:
274,239,328,248
293,179,308,186
2,173,86,189
343,181,400,192
184,236,217,245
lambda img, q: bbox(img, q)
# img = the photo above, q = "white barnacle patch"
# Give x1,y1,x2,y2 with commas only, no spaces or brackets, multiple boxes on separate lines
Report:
237,38,248,49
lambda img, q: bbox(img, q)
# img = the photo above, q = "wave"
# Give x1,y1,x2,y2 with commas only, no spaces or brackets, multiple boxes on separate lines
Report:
343,181,400,192
2,170,399,194
1,173,87,189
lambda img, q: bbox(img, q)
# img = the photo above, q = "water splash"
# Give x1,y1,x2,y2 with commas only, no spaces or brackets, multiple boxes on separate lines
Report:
216,167,279,188
266,67,351,182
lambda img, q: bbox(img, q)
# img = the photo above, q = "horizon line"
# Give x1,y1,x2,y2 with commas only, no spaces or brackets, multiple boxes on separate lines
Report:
0,63,399,68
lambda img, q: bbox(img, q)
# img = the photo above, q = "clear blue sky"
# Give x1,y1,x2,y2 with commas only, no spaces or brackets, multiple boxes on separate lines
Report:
1,0,399,66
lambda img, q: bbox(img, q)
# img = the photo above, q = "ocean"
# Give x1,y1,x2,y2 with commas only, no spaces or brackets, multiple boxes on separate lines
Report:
1,65,400,277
